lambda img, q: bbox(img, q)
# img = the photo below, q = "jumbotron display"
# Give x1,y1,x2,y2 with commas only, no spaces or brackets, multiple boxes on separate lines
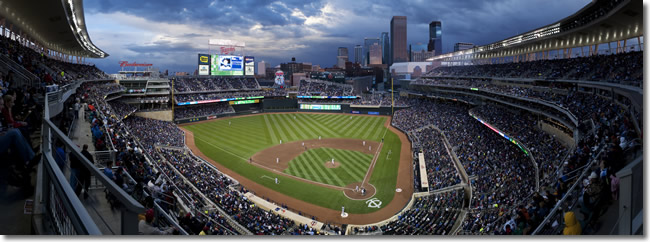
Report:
210,54,244,76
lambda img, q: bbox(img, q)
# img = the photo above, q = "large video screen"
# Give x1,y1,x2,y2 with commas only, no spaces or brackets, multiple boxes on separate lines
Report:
211,55,244,76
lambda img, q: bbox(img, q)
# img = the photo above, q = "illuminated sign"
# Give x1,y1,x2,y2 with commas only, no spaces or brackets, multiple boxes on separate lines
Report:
177,96,263,106
471,88,479,91
211,55,244,76
471,114,528,155
198,54,210,65
230,99,259,105
244,56,255,76
297,96,358,99
299,104,341,110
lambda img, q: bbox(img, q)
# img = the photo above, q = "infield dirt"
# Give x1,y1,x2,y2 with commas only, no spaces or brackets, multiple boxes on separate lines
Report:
180,113,413,225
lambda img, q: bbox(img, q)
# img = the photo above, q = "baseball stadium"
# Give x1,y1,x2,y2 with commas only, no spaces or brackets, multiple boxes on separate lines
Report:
0,0,644,237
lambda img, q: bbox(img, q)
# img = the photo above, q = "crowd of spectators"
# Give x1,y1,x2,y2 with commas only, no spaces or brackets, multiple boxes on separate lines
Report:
107,101,138,120
392,98,536,234
299,80,353,96
174,89,287,103
174,103,235,120
0,34,106,87
473,103,568,185
123,116,184,148
93,83,126,98
158,148,297,235
426,51,643,87
412,127,462,191
380,190,464,235
173,77,260,93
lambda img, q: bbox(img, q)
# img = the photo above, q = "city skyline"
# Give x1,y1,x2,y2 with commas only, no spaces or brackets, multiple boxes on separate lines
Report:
82,0,591,74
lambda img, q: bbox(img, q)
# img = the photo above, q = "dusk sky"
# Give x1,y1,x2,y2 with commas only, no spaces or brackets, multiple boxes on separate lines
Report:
83,0,591,74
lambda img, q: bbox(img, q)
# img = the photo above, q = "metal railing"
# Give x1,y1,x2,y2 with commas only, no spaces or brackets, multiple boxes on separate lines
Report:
531,145,605,235
40,86,146,235
0,53,39,87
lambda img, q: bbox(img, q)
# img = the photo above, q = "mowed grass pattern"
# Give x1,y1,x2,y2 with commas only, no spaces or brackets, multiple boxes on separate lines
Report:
186,113,387,161
284,148,373,187
185,113,402,213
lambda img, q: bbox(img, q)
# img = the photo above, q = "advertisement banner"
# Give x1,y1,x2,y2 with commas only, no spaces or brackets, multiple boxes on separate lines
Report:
198,65,209,75
207,115,217,120
244,56,255,76
198,54,210,65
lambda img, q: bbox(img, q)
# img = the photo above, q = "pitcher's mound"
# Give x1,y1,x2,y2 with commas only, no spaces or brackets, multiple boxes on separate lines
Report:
343,182,376,200
324,161,341,168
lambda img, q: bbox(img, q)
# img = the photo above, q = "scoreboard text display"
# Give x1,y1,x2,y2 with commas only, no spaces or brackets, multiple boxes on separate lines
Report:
299,104,341,110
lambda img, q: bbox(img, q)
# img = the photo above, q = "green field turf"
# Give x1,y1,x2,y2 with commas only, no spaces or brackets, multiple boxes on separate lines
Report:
184,113,403,214
284,148,373,187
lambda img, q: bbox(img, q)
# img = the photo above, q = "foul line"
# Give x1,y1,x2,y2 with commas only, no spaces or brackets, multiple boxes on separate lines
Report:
196,136,347,191
360,124,389,188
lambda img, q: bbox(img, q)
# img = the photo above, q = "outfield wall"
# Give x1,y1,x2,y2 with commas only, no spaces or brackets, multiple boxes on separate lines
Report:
175,98,408,124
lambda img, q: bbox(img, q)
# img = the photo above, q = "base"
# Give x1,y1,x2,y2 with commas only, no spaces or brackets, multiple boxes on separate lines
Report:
341,212,349,218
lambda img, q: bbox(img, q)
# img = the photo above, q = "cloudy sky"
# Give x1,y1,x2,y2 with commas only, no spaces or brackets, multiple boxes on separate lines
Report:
83,0,591,74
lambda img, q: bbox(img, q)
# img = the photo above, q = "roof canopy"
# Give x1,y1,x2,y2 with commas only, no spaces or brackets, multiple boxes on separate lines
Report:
429,0,642,61
0,0,108,58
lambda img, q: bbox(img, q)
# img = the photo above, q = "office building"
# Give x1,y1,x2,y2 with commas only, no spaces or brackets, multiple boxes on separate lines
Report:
390,16,408,65
364,38,380,66
409,43,434,62
428,21,442,55
354,45,363,64
257,61,266,76
369,43,382,65
381,32,389,64
337,47,349,69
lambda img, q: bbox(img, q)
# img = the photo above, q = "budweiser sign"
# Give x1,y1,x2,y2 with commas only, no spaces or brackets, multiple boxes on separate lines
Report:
119,61,153,67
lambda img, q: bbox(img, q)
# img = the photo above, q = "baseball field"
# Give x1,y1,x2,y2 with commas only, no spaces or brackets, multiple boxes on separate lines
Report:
180,113,413,223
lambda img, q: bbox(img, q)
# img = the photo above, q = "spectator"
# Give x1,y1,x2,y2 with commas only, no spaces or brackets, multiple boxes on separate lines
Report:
139,209,174,235
562,211,582,235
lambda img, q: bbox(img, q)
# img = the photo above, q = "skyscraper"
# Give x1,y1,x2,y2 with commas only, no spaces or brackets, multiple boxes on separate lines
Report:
354,45,363,64
381,32,389,64
337,47,349,69
257,61,266,76
428,21,442,55
337,47,349,57
369,43,382,65
409,43,433,62
390,16,407,65
364,38,380,66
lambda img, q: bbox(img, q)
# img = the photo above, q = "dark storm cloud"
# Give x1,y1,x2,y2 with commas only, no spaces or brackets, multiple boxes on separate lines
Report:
86,0,324,29
85,0,591,73
125,41,203,54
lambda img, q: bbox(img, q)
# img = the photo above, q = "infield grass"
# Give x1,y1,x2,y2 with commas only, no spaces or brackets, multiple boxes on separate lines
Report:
184,113,402,214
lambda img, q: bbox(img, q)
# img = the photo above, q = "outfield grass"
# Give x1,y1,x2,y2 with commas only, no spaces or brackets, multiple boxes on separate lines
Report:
284,148,373,187
185,113,402,214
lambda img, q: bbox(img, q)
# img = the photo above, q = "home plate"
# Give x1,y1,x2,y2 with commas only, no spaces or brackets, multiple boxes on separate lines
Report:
396,188,402,193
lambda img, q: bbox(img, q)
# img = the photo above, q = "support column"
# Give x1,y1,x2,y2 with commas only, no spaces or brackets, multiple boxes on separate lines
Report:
568,48,572,58
623,39,627,53
594,44,599,56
